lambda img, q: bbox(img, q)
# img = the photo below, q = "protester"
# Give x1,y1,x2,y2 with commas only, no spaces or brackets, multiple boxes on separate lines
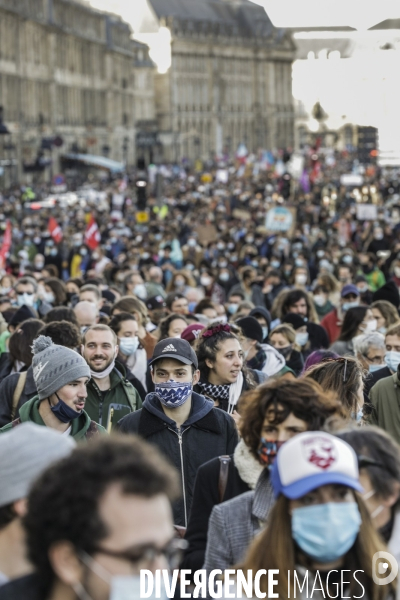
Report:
0,424,75,587
366,323,400,396
239,431,393,599
0,318,44,385
81,325,141,430
320,284,361,344
304,357,364,421
330,305,377,356
0,320,81,427
165,292,190,315
118,337,238,527
111,296,157,358
180,323,206,347
13,277,51,318
371,299,400,335
42,278,67,307
202,379,342,575
0,436,181,600
73,300,98,333
158,313,189,340
0,336,106,440
337,426,400,557
353,332,386,374
269,323,304,375
302,349,339,372
108,312,147,397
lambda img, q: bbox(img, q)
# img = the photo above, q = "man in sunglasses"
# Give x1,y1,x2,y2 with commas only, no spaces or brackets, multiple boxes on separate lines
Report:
0,436,183,600
13,277,52,318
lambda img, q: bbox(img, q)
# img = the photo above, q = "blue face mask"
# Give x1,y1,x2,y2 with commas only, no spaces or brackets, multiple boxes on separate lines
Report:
292,501,361,563
369,363,385,373
262,326,268,340
50,393,82,424
385,351,400,373
342,301,359,312
155,379,192,408
351,406,363,423
295,332,309,347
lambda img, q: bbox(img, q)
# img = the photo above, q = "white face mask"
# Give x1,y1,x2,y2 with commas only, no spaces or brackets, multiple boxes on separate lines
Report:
295,274,307,285
200,276,212,287
133,284,147,300
16,292,35,307
43,291,55,304
362,319,377,334
313,294,326,307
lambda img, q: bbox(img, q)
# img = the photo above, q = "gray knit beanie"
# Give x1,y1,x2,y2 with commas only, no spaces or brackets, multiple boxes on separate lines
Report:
32,336,91,400
0,423,75,507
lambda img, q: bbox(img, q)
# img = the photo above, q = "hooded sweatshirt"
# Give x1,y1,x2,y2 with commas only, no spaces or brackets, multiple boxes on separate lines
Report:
0,395,106,441
118,391,239,527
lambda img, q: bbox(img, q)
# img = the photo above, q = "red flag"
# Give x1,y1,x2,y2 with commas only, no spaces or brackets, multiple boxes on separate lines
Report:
84,215,101,250
0,220,12,269
48,217,63,244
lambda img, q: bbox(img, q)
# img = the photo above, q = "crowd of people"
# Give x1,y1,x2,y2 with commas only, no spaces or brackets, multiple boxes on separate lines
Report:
0,152,400,598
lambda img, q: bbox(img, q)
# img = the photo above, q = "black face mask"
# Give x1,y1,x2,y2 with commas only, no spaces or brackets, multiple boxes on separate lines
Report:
278,345,292,359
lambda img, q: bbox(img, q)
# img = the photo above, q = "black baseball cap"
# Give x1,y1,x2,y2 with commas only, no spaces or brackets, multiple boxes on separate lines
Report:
149,337,198,369
146,295,166,310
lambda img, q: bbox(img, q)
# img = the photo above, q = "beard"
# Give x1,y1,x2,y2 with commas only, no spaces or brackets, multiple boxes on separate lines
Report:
87,354,115,373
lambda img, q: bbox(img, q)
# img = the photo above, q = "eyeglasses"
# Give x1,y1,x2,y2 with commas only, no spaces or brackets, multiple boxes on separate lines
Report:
90,537,188,572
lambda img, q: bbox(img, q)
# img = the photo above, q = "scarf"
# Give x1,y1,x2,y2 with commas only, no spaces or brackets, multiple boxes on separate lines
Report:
197,371,243,414
247,348,267,371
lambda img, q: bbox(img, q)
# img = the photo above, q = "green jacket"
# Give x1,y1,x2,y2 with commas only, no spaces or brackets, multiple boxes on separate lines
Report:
85,362,142,431
0,395,107,441
369,372,400,443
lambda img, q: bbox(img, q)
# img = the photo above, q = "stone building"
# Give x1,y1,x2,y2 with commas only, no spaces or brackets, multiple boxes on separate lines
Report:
0,0,155,182
136,0,296,161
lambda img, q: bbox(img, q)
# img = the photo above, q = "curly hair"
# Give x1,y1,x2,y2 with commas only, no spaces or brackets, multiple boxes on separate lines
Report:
304,356,364,417
239,378,342,460
24,436,180,597
271,288,319,323
38,320,81,349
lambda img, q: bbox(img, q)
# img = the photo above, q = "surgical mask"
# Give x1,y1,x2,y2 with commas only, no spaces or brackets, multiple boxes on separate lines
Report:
200,276,212,287
119,337,139,356
219,272,230,282
34,261,45,270
43,291,55,304
257,439,284,469
295,259,305,267
174,279,185,288
50,393,82,424
369,363,385,373
228,303,238,315
351,405,364,423
133,284,147,300
316,250,325,258
76,552,168,600
342,301,359,312
313,294,326,307
342,254,353,264
291,502,361,563
378,326,387,335
295,332,309,347
385,350,400,372
17,293,35,307
80,248,88,256
155,379,192,408
358,284,369,293
0,286,11,294
262,326,268,340
362,319,377,334
187,238,196,247
362,490,385,520
270,260,280,269
295,274,307,285
374,232,384,240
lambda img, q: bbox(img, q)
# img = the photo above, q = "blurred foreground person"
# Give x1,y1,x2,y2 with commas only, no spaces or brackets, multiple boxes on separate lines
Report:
239,432,394,600
202,379,342,575
337,426,400,563
0,424,74,588
0,336,105,441
0,436,182,600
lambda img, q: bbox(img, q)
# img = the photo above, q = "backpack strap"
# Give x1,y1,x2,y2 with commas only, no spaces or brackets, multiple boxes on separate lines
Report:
114,369,140,413
218,455,231,503
11,371,28,421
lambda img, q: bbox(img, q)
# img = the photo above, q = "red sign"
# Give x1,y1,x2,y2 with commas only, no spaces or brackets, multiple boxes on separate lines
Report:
0,221,12,269
84,214,101,250
48,217,63,244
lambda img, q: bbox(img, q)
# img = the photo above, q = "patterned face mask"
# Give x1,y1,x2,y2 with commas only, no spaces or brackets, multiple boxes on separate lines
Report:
155,379,193,408
257,439,285,469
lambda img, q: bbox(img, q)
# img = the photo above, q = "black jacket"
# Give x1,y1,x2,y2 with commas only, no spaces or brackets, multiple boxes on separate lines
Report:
0,574,41,600
0,354,26,386
181,454,250,573
0,366,36,427
286,349,304,376
117,392,239,527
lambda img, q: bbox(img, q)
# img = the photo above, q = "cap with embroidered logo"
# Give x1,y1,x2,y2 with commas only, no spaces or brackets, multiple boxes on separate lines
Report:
271,431,363,499
149,337,198,369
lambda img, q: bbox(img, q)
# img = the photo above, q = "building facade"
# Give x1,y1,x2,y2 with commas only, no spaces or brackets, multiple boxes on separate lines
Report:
139,0,296,161
0,0,155,183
